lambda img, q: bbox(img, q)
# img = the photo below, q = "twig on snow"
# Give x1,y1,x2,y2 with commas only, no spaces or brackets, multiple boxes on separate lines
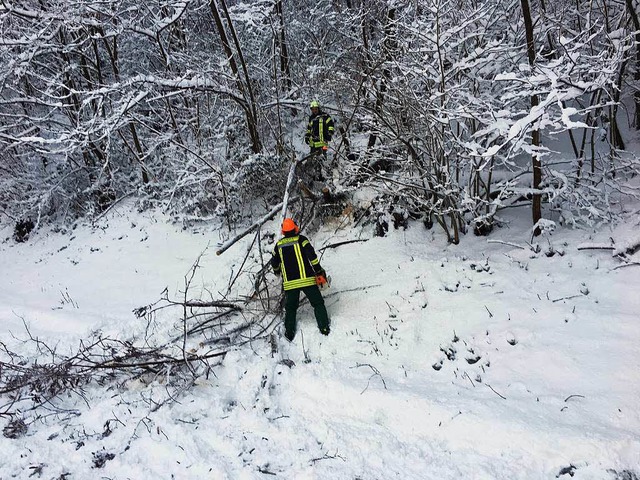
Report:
257,467,277,476
576,244,614,251
564,394,585,402
487,239,525,250
611,262,640,271
301,330,311,364
462,371,475,388
181,300,242,310
552,294,584,303
318,239,368,251
310,451,346,464
485,383,506,400
353,363,387,394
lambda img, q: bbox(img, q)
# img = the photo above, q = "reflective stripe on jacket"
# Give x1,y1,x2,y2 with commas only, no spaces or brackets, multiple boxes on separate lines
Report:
305,111,334,148
271,234,322,291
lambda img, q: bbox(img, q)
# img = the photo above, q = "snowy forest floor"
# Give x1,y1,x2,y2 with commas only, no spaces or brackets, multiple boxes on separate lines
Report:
0,196,639,480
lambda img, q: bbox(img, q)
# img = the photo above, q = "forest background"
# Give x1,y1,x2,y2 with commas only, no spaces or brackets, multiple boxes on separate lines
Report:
0,0,639,240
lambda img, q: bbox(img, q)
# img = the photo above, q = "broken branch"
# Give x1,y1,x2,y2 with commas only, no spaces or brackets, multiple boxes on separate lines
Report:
318,239,368,251
216,196,299,256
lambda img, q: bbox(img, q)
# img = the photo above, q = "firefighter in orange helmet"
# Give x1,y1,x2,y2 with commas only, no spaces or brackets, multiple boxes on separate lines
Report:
270,218,330,341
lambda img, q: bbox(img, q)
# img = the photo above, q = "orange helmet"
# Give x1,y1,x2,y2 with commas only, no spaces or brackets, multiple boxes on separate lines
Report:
281,218,299,235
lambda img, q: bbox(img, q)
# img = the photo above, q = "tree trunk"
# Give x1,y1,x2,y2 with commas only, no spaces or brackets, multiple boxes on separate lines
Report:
625,0,640,129
366,6,396,151
520,0,542,235
209,0,262,153
274,0,292,92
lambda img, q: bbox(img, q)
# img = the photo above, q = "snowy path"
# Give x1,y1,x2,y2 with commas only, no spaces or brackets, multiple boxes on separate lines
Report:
0,211,639,479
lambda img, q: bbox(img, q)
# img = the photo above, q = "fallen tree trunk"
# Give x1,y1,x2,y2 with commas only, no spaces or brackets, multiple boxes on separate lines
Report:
216,195,299,256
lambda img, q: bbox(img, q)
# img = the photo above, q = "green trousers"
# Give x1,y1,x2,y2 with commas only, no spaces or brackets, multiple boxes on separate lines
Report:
284,285,329,338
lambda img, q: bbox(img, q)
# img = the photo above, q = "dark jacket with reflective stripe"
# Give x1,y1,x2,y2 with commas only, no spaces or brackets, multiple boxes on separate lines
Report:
271,234,322,291
305,110,334,148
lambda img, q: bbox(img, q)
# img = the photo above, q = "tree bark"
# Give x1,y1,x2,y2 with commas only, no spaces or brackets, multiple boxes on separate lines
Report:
274,0,292,92
625,0,640,129
209,0,262,153
366,6,396,151
520,0,542,235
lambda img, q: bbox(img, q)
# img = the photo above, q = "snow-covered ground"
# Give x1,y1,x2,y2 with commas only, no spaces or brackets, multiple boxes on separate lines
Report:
0,200,639,479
